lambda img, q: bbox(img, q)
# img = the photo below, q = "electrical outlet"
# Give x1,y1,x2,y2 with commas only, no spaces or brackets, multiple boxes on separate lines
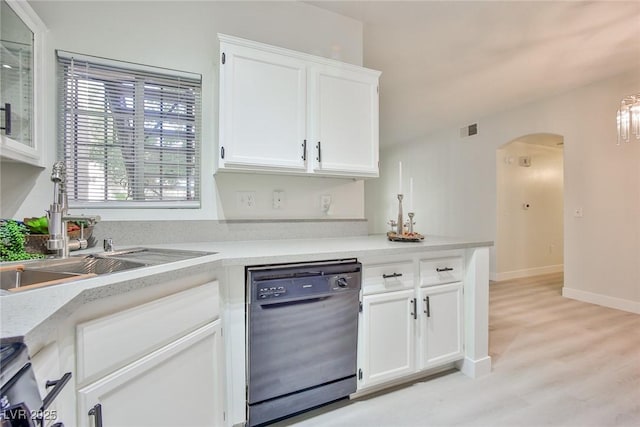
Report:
272,191,285,209
320,195,332,213
236,191,256,209
574,207,583,218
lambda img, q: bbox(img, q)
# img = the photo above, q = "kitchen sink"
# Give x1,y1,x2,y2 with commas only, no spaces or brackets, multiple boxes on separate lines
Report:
97,247,215,266
1,268,83,292
27,256,147,275
0,247,215,295
0,257,147,294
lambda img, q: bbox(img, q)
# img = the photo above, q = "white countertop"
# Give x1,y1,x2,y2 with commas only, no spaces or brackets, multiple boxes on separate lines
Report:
0,234,492,345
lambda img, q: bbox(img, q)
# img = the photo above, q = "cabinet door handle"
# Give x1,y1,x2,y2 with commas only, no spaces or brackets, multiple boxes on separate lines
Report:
316,141,321,163
410,298,417,320
42,372,72,410
0,103,11,135
436,267,454,272
382,272,403,279
88,403,103,427
220,146,225,159
424,296,431,317
302,139,307,161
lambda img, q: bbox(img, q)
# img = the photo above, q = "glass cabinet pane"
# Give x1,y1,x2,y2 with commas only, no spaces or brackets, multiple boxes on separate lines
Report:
0,0,34,148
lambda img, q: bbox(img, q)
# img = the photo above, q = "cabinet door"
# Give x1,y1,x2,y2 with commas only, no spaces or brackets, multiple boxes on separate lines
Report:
31,342,73,427
219,41,307,171
76,281,219,384
309,65,379,177
419,282,464,369
78,321,224,427
0,0,46,166
359,289,415,389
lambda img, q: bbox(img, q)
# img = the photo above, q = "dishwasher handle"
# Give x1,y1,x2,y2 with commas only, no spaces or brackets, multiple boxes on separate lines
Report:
256,288,359,307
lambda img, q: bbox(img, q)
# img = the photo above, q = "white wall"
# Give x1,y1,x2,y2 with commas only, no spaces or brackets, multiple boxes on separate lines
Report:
366,70,640,312
0,0,365,221
496,139,564,280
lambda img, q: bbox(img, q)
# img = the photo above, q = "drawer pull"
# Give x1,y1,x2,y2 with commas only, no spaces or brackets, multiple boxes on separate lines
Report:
89,403,103,427
42,372,72,410
382,272,403,279
436,267,454,273
0,103,11,135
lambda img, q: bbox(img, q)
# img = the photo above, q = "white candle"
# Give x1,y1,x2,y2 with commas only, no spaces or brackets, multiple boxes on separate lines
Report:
398,161,403,194
409,177,414,212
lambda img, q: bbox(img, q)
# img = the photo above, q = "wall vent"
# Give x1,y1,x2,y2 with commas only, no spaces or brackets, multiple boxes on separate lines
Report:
460,123,478,138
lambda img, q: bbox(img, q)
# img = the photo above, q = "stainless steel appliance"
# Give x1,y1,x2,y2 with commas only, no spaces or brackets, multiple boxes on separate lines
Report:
247,259,362,426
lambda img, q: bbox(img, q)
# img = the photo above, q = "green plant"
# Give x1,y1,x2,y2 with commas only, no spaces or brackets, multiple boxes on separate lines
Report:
0,219,44,262
24,216,49,234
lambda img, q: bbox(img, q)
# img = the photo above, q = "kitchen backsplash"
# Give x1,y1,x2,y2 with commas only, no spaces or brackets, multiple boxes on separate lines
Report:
91,219,368,247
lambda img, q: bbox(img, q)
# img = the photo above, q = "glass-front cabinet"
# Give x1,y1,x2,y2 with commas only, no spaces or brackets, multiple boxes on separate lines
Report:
0,0,46,167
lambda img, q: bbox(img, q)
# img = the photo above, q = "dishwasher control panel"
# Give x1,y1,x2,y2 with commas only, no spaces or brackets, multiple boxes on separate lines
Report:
256,274,358,300
257,286,287,299
249,260,362,303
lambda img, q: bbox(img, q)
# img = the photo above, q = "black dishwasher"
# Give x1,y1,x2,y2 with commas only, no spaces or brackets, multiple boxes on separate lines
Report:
246,259,362,426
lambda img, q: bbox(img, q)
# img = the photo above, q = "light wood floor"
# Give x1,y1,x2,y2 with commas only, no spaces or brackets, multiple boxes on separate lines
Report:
276,273,640,426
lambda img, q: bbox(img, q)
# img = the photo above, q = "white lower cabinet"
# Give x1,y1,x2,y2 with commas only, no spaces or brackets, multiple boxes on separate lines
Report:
418,282,464,369
359,289,416,388
78,320,224,427
73,281,224,427
358,256,465,392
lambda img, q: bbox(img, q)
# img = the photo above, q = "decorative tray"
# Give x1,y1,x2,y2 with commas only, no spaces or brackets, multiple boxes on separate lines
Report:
387,231,425,242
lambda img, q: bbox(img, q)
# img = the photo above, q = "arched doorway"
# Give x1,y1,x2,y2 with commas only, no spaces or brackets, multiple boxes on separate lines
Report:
495,133,564,281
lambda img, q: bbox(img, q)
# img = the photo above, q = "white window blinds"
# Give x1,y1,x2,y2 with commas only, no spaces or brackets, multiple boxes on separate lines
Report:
57,51,201,208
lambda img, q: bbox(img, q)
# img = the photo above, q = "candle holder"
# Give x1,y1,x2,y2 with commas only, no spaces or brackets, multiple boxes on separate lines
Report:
396,194,403,236
387,200,424,242
407,212,415,234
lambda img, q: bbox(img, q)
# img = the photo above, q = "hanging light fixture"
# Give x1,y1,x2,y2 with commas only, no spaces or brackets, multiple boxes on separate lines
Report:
617,94,640,144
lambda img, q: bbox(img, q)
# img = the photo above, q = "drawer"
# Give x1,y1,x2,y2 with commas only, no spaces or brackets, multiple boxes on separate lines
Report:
76,281,219,384
362,261,414,295
420,257,463,286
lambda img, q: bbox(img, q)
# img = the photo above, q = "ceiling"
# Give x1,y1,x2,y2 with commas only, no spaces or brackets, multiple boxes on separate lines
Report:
306,0,640,147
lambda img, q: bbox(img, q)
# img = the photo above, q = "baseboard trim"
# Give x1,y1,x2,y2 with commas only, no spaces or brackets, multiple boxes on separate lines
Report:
456,356,492,379
350,364,456,400
562,287,640,314
493,264,563,282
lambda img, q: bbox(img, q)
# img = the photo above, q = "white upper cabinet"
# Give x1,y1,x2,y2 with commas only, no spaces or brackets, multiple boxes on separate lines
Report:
218,40,307,171
309,65,379,176
0,0,47,167
217,34,380,178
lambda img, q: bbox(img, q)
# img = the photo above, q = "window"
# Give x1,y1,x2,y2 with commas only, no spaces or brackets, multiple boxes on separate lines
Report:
57,51,201,208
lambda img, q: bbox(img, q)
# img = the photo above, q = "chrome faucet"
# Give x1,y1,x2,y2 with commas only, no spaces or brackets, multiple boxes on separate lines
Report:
46,161,100,258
